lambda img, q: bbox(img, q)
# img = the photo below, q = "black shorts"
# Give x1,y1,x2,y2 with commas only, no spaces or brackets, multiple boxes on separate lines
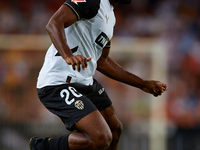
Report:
37,79,112,131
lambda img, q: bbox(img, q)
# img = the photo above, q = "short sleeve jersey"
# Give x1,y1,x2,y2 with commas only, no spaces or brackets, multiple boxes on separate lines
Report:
37,0,115,88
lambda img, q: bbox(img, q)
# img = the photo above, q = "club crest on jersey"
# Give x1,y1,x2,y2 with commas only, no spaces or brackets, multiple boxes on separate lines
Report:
75,100,84,110
72,0,86,5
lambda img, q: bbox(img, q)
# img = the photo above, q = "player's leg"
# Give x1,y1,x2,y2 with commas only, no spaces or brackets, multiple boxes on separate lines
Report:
31,84,113,150
80,79,122,150
68,109,112,150
101,105,123,150
30,110,112,150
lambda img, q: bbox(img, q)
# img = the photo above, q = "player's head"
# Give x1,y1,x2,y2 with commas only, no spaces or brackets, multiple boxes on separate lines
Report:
115,0,132,4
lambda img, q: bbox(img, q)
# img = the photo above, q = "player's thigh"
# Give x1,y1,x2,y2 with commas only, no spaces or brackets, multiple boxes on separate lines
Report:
100,105,123,135
74,110,112,142
74,110,111,137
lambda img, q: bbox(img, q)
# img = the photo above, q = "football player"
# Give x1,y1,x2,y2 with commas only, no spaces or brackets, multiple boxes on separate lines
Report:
30,0,167,149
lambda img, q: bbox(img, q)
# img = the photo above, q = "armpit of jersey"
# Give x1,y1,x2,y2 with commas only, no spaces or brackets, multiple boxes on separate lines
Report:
64,0,100,20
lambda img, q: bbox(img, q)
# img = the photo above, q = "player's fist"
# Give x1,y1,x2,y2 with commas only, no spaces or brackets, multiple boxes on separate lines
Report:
65,55,92,72
141,80,168,97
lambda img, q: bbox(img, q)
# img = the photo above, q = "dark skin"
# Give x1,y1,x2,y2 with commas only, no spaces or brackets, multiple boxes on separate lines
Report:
45,1,168,150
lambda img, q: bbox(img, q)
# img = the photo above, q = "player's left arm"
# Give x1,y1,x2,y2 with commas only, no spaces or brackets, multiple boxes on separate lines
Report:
97,47,168,97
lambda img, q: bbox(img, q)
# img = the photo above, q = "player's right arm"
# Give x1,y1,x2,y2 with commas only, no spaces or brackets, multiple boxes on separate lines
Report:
46,5,91,72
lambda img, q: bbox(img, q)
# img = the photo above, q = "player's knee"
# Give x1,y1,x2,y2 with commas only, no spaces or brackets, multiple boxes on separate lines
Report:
93,130,112,150
112,120,123,141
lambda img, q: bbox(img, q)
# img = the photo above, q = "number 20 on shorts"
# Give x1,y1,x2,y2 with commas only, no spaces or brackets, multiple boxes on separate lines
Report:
60,87,82,105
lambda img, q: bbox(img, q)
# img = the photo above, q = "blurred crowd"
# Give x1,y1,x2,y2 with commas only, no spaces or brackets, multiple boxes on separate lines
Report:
0,0,200,138
0,0,63,34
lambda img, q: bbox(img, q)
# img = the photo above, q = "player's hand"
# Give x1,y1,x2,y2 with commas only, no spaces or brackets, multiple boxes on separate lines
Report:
65,55,92,72
141,80,168,97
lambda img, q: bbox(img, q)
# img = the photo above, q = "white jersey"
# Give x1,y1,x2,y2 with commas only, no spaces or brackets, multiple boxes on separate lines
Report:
37,0,116,88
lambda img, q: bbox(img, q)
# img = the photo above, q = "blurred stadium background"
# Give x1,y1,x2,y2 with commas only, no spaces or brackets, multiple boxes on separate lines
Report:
0,0,200,150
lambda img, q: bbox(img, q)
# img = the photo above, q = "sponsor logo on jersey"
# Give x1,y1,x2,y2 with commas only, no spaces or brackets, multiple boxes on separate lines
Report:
71,0,86,5
95,32,109,48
